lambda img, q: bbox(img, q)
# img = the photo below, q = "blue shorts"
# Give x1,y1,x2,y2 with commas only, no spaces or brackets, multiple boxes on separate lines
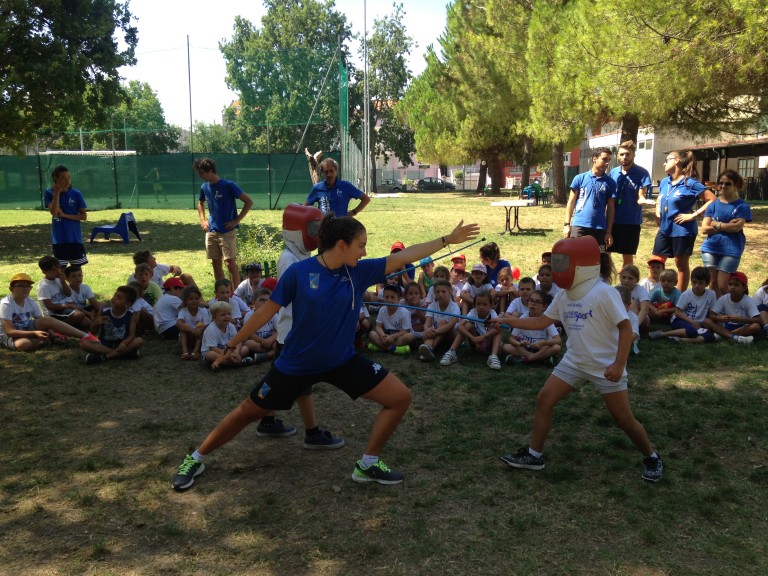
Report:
250,353,389,410
653,232,695,257
670,318,716,342
53,243,88,266
701,252,741,273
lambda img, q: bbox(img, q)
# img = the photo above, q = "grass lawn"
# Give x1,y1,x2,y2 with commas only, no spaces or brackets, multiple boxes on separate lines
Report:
1,193,767,575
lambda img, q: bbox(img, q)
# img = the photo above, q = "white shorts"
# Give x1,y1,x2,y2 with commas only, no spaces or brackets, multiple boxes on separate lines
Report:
551,356,627,394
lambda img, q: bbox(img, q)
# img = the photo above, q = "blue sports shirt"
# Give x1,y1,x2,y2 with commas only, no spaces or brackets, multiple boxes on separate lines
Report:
44,187,87,244
569,171,617,229
306,179,363,217
657,176,706,237
198,179,244,233
609,165,651,225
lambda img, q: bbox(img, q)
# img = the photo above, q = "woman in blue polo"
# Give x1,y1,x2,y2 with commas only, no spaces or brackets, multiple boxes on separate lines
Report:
652,149,716,291
700,169,752,297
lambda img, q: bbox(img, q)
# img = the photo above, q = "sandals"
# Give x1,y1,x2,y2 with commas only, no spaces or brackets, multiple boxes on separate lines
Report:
181,352,193,360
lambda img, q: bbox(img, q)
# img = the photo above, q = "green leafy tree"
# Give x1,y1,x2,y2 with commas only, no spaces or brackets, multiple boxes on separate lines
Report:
220,0,352,153
0,0,137,153
184,121,242,154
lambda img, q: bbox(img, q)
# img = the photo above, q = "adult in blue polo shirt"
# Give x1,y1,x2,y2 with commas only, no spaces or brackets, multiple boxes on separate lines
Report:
652,149,716,291
194,157,253,289
564,147,617,250
306,158,370,217
609,140,655,265
700,169,751,297
44,165,88,267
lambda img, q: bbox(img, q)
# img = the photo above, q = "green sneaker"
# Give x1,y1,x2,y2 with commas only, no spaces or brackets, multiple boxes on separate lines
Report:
367,342,379,352
394,345,410,355
171,454,205,491
351,460,404,485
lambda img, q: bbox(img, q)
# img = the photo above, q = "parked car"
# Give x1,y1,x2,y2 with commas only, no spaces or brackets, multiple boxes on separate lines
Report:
377,179,403,193
416,177,455,191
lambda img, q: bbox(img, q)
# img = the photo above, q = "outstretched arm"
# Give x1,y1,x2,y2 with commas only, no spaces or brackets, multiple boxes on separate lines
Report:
385,221,479,275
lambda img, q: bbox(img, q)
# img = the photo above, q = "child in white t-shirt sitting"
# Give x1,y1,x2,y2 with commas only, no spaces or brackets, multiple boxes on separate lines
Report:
368,285,413,354
440,290,503,370
64,264,100,322
495,267,518,315
419,279,460,362
501,290,561,365
619,264,650,332
459,263,493,314
201,301,252,368
503,277,536,319
616,285,641,355
403,282,426,344
36,256,89,329
176,286,211,360
703,271,761,344
243,287,279,363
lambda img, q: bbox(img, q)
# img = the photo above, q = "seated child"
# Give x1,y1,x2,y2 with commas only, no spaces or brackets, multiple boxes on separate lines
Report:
128,280,155,334
419,279,460,362
532,251,552,285
425,265,454,305
501,290,561,365
535,264,561,298
243,287,279,363
616,285,641,355
176,285,211,360
355,303,371,350
64,265,100,321
1,272,97,352
641,256,665,293
133,263,162,307
128,249,194,288
495,267,518,315
459,264,494,315
619,264,650,331
36,256,89,329
154,278,185,339
80,286,144,364
440,290,503,370
368,284,413,354
503,277,535,319
703,271,761,344
403,282,426,343
207,279,245,327
417,258,435,298
649,267,718,344
234,262,265,306
753,277,768,338
200,301,252,368
648,269,681,323
449,262,469,302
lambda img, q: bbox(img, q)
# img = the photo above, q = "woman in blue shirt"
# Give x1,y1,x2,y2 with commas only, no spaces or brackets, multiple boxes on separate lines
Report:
652,150,716,291
700,169,752,297
170,214,479,491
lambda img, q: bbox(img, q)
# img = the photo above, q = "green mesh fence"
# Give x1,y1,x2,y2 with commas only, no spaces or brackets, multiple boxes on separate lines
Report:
0,152,341,210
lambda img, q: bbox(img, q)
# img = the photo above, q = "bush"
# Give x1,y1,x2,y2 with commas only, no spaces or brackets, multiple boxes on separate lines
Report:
237,223,283,276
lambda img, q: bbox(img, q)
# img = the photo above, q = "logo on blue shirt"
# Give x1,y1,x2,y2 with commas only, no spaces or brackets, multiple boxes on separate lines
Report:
309,273,320,290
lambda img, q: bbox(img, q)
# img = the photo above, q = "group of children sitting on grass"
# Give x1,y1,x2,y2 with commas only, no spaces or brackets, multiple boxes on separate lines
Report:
4,245,767,368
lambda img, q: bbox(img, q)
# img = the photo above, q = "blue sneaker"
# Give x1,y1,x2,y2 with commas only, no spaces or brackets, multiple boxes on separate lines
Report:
642,454,663,482
304,429,345,450
351,460,404,484
171,454,205,491
255,418,297,437
500,447,545,470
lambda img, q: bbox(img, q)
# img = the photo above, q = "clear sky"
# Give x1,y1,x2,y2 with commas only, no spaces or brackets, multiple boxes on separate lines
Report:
118,0,449,127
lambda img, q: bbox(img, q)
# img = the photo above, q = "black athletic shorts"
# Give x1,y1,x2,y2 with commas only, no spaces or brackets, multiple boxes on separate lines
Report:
608,224,641,255
570,226,606,250
652,231,695,257
53,243,87,266
250,353,389,410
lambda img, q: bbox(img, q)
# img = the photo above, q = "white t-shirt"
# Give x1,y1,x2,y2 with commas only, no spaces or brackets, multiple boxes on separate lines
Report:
537,283,561,297
672,289,717,323
628,310,640,338
36,277,72,315
511,312,559,344
127,263,171,287
243,309,279,339
505,297,529,317
544,281,629,380
69,284,95,308
753,285,768,308
207,298,243,323
464,282,494,299
376,306,412,332
712,294,759,320
177,306,211,329
640,277,659,294
130,297,154,316
153,294,182,333
234,278,265,306
0,295,41,336
426,300,461,326
630,284,650,306
465,308,498,336
426,284,461,305
201,321,238,354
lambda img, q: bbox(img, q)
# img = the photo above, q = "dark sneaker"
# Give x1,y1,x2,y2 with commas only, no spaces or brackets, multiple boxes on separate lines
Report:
85,353,106,365
127,349,141,360
241,356,254,366
255,418,297,437
648,330,664,340
252,352,271,364
642,454,663,482
418,344,434,361
304,429,345,450
351,460,404,484
504,355,522,366
500,447,545,470
171,454,205,491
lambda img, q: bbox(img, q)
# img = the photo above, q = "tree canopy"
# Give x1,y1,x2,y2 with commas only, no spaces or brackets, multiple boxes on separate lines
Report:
0,0,138,153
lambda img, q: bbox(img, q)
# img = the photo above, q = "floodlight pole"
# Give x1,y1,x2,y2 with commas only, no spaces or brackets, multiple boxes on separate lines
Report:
363,0,371,194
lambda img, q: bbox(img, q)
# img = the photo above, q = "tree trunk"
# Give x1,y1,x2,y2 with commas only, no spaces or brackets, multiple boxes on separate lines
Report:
305,148,323,184
620,113,640,146
521,136,533,189
552,142,567,204
476,160,488,195
488,155,502,195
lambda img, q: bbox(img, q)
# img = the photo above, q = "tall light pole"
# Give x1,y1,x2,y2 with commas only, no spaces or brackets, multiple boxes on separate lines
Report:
363,0,371,193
